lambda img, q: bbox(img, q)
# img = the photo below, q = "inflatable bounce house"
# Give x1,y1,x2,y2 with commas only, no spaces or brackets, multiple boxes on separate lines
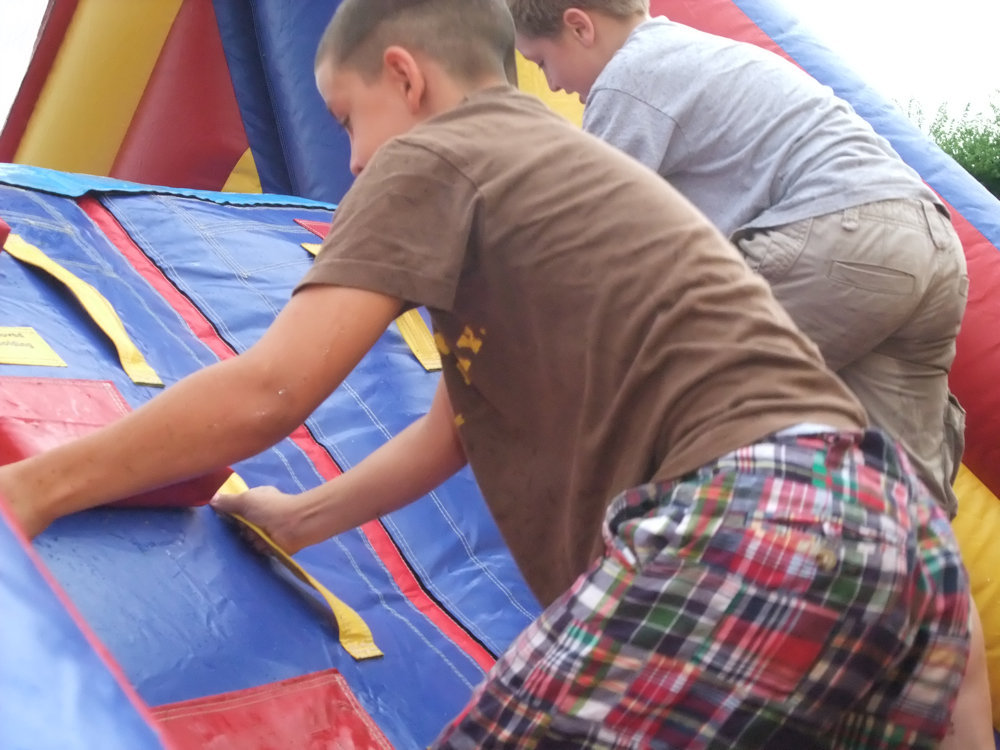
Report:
1,1,998,747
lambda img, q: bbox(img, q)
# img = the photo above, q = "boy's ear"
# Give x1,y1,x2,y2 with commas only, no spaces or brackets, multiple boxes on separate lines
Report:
562,8,597,47
382,46,426,112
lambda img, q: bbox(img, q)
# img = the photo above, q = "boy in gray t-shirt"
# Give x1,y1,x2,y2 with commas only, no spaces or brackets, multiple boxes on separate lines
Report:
510,0,967,516
508,1,986,747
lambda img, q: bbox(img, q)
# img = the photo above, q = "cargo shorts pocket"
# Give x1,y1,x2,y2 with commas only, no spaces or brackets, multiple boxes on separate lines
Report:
827,260,916,295
733,218,812,282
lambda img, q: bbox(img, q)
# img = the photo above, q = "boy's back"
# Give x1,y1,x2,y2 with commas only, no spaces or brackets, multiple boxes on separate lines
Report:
299,85,866,602
584,17,938,236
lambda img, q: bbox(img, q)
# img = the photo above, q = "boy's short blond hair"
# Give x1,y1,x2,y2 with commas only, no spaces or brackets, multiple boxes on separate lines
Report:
507,0,649,37
316,0,517,84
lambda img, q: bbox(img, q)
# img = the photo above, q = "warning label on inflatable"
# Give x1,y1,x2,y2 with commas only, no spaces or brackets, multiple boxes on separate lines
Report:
0,327,67,367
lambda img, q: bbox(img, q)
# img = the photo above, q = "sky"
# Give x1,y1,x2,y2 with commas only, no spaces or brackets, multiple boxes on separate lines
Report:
0,0,47,131
0,0,998,134
792,0,1000,122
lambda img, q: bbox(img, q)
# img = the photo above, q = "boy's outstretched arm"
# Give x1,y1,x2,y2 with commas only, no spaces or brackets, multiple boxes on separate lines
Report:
0,285,403,538
211,377,467,555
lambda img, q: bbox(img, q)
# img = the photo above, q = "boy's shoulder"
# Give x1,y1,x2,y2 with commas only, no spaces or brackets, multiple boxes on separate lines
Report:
609,16,765,67
384,86,581,163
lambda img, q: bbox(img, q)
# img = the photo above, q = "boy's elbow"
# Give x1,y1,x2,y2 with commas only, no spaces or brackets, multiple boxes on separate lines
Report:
221,361,319,447
243,384,315,443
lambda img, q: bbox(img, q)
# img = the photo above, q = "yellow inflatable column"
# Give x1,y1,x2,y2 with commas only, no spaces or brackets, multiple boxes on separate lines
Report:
951,464,1000,729
14,0,183,175
515,53,584,127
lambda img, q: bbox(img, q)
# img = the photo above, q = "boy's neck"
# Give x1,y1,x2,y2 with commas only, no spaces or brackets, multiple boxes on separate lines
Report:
426,70,510,116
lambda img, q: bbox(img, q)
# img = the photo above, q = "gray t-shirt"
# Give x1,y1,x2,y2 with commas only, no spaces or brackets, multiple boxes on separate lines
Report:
584,17,940,236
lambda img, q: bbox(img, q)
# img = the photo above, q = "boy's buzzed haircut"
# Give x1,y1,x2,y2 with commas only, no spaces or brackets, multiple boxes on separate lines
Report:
316,0,518,84
507,0,648,37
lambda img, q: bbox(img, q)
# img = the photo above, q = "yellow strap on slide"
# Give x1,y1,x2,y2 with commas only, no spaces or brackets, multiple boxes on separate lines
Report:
394,309,442,371
3,233,163,387
216,473,383,661
300,241,441,371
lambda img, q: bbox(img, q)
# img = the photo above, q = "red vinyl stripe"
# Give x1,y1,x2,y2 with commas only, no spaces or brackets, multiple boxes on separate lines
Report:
294,218,332,239
948,205,1000,496
651,0,796,64
0,0,80,161
79,196,232,361
79,196,496,672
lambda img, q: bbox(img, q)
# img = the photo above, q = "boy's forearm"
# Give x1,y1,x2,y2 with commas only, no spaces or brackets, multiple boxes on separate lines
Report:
0,355,309,533
0,285,404,537
289,379,467,544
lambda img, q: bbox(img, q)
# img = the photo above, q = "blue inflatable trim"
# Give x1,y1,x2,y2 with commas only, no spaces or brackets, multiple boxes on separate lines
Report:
0,163,335,209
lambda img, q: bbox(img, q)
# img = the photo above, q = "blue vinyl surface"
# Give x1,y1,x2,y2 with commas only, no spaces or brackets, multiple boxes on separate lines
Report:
0,501,166,750
212,0,354,204
0,174,538,749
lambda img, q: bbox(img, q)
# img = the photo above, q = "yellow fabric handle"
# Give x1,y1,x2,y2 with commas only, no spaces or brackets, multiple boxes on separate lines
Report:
394,309,442,371
3,233,163,387
216,474,383,661
301,242,441,372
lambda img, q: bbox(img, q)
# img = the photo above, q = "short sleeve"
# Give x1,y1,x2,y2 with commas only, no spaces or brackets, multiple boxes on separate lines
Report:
583,87,690,177
295,138,479,311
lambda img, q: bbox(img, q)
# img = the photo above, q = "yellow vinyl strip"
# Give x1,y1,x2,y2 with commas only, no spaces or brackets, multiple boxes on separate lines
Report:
15,0,184,174
222,148,263,194
216,473,383,661
3,233,163,387
395,309,442,371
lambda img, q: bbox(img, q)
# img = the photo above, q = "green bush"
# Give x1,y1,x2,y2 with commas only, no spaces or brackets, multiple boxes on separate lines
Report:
924,96,1000,200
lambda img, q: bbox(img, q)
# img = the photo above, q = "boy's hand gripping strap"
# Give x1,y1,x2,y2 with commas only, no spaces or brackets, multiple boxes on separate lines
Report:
216,473,383,662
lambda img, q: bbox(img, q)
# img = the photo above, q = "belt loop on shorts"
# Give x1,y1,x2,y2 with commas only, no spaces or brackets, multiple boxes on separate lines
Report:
840,205,860,231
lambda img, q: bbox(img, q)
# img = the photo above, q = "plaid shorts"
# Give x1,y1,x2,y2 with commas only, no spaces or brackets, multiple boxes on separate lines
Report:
432,430,970,749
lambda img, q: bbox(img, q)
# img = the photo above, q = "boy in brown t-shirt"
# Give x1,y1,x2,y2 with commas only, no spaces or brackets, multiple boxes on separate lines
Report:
0,0,969,747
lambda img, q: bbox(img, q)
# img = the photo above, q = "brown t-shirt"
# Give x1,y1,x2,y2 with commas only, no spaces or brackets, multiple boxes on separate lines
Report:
298,86,866,605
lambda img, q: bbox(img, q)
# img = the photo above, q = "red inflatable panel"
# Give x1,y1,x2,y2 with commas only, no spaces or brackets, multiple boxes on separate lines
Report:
294,217,332,239
151,669,392,750
110,0,249,190
0,376,231,508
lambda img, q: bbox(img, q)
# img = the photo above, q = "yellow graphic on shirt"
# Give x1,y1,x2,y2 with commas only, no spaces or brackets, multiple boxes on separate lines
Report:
456,326,483,354
434,332,452,356
456,357,473,385
445,325,486,386
0,327,68,367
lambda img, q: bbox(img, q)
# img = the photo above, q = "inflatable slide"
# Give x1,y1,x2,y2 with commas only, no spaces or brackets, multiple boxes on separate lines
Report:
1,0,998,746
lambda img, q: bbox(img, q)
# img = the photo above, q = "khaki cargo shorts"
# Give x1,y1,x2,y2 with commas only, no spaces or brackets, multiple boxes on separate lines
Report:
733,198,969,516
